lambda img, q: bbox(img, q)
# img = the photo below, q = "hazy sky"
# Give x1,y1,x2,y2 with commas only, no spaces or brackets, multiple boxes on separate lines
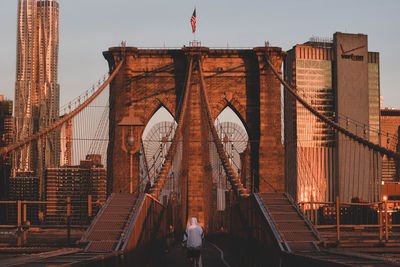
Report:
0,0,399,108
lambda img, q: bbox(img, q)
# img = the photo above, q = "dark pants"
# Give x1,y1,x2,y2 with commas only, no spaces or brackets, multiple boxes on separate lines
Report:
187,247,201,261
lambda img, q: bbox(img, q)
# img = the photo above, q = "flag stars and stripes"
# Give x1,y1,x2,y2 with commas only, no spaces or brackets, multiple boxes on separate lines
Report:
190,9,196,33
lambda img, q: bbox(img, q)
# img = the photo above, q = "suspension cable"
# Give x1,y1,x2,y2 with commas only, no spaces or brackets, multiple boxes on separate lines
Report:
198,58,249,198
264,52,400,161
149,58,194,197
0,60,125,157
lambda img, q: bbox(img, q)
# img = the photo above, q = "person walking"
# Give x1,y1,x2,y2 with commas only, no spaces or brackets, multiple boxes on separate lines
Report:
182,217,204,266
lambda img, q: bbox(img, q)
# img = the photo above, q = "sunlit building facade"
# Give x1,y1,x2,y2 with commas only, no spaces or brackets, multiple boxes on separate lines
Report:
284,33,381,203
14,0,60,196
284,41,335,204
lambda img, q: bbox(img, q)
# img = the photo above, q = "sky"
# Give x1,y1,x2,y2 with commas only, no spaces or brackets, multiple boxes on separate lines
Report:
0,0,399,109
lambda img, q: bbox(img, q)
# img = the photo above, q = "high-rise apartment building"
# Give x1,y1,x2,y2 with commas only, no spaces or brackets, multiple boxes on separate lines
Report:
14,0,60,195
45,155,107,225
284,32,381,203
0,95,13,221
0,95,14,148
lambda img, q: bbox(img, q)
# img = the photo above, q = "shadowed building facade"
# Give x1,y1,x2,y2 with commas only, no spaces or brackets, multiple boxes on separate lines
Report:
45,154,107,225
104,46,285,230
0,96,13,222
14,0,60,196
381,109,400,182
284,32,381,203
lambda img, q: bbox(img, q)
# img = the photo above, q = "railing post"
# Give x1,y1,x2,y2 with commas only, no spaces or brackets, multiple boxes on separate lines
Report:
67,196,71,245
385,199,389,242
88,195,92,218
310,194,314,224
17,200,22,247
23,203,27,224
379,202,383,241
336,196,340,242
17,200,22,230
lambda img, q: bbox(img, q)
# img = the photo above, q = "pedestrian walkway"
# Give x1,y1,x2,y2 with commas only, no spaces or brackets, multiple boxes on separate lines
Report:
152,240,231,267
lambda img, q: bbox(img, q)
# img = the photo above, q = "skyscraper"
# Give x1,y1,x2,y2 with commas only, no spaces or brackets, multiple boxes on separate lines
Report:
14,0,60,195
0,95,13,199
284,32,381,203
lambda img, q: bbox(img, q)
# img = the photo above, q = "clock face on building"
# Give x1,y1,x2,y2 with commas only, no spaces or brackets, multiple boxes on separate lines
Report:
340,44,365,61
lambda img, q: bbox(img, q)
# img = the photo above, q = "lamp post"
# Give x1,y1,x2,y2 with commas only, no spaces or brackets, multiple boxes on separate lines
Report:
118,109,144,194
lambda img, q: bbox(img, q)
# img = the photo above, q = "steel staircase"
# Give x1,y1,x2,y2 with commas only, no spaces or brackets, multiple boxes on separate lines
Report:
80,193,139,252
255,192,323,253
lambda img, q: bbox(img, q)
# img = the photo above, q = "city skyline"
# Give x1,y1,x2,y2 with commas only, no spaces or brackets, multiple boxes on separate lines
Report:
0,1,400,263
0,0,399,109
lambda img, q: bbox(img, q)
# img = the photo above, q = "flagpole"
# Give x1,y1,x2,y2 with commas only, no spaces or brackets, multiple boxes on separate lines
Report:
190,7,197,45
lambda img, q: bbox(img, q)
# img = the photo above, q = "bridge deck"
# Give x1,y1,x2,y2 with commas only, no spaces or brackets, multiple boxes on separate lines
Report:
4,242,399,267
0,249,111,267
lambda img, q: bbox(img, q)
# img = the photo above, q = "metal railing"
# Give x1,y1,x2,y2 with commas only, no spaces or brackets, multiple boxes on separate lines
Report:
120,194,167,252
299,198,400,242
0,196,104,228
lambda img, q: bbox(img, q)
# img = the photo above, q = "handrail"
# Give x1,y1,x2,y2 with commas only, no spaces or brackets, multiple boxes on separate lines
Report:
258,175,279,193
116,193,145,252
119,193,165,252
0,60,124,156
253,193,290,253
112,183,146,251
285,193,324,246
81,193,114,243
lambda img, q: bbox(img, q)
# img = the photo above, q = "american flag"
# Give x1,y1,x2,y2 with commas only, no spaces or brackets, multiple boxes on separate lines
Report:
190,9,196,33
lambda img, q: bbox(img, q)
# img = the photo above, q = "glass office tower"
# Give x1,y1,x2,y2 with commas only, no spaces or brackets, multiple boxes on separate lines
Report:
284,33,381,202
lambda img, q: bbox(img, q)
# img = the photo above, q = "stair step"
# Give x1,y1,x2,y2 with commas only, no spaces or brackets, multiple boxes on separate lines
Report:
286,241,318,252
265,206,297,213
86,241,118,252
279,227,318,242
276,222,309,231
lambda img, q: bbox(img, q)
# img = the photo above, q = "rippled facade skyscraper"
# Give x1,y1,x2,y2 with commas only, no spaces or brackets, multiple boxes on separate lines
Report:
14,0,60,194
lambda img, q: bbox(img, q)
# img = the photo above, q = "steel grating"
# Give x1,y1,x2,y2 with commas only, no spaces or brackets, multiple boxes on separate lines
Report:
86,241,118,252
81,193,140,252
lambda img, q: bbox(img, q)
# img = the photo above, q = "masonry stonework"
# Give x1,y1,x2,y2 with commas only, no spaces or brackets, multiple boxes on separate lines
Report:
104,46,285,229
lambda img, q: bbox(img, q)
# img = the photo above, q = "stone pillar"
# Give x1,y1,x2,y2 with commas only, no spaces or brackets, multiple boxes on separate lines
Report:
181,48,213,230
254,47,285,193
